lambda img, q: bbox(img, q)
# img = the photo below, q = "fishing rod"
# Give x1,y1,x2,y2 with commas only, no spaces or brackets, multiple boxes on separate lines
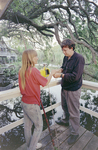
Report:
40,100,55,147
40,64,55,147
16,13,54,146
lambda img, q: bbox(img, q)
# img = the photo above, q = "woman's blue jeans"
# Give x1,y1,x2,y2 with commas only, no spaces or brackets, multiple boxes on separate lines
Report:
21,101,43,150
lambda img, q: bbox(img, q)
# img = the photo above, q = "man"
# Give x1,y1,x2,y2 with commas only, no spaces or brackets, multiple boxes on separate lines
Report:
53,39,85,145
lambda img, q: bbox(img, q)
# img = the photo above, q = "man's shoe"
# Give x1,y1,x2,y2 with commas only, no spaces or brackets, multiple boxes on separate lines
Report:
55,119,69,126
36,143,42,149
67,134,79,145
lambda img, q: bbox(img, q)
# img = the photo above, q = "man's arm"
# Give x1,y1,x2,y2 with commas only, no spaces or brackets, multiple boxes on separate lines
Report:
55,68,63,73
63,56,85,82
53,68,64,78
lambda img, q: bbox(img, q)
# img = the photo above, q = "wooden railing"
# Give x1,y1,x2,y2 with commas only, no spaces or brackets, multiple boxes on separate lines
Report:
0,79,98,134
0,0,13,19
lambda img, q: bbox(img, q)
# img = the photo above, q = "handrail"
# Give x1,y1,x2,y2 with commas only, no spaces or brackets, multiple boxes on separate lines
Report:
0,0,13,19
0,102,61,134
0,79,61,102
0,79,98,134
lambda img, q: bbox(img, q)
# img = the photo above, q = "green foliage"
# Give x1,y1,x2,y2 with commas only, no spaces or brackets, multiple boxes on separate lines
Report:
0,0,98,82
94,6,98,16
54,147,60,150
37,41,64,66
81,92,91,100
51,44,64,65
92,96,98,106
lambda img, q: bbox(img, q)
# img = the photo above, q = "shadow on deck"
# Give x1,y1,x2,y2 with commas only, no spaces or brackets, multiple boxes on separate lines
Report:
16,123,98,150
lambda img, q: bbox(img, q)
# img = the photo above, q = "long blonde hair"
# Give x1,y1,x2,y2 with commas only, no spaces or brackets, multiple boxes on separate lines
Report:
19,49,37,89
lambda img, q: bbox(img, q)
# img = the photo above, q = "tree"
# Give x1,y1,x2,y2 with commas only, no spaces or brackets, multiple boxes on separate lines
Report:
0,0,98,79
1,0,98,54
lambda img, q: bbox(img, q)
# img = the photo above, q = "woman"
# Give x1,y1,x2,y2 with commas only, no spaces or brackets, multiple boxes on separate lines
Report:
18,49,56,150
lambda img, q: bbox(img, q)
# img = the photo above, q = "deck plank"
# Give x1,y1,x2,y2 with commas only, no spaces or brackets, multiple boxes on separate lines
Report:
16,124,60,150
69,130,93,150
40,125,69,149
16,125,98,150
40,123,60,141
43,127,70,150
16,143,27,150
59,126,86,150
83,135,98,150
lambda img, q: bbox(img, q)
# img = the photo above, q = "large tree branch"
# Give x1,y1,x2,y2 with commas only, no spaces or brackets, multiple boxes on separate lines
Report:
58,22,98,62
54,25,61,45
1,0,98,55
86,0,98,8
3,11,57,35
66,23,98,61
66,7,79,38
2,38,21,55
78,0,97,39
29,4,68,19
84,70,98,80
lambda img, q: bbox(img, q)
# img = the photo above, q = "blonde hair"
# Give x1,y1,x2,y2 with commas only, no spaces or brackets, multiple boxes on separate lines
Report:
19,49,37,89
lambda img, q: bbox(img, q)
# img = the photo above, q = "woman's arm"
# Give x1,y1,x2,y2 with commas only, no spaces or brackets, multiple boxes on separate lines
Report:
45,69,58,86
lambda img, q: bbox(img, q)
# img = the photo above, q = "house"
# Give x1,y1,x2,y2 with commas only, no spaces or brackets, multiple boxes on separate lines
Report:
0,38,18,90
0,38,17,64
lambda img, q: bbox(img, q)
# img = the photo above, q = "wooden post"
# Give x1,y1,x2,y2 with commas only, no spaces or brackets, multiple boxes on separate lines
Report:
0,0,13,19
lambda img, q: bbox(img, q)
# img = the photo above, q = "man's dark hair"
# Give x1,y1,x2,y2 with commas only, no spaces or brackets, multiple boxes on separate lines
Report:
61,39,75,50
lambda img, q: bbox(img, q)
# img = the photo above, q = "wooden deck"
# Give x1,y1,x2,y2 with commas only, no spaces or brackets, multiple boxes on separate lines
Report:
16,124,98,150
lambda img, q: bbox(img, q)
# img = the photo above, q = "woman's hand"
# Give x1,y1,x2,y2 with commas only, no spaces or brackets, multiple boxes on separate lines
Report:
53,73,61,78
51,69,59,76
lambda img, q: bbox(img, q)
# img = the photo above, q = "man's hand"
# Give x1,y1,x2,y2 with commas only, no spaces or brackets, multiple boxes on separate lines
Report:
51,69,59,76
53,73,61,78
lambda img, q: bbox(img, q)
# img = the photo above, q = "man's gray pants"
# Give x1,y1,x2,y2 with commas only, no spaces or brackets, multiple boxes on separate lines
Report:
61,88,81,135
